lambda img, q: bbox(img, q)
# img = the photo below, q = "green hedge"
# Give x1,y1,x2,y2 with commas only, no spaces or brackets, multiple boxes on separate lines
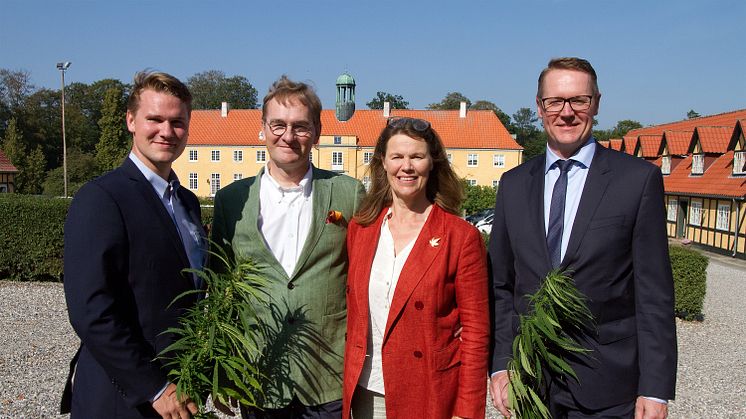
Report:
0,194,215,282
0,194,69,281
669,245,708,321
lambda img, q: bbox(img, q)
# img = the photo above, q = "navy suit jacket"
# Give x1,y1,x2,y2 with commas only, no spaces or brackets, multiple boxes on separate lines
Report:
62,158,203,418
489,144,677,409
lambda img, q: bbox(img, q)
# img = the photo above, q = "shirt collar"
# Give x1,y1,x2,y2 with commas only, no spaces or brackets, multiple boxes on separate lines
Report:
263,164,314,197
545,137,596,174
129,152,177,199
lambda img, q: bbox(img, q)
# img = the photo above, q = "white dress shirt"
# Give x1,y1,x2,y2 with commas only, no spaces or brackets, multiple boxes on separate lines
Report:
258,165,314,277
543,139,595,263
358,210,416,394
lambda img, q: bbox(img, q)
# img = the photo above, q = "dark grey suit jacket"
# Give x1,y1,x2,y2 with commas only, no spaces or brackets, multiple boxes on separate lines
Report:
489,143,677,409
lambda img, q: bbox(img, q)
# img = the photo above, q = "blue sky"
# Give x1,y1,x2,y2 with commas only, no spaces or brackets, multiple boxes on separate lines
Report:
2,0,744,129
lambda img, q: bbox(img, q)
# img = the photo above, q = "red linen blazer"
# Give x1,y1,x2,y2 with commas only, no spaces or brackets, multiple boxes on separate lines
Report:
343,204,489,419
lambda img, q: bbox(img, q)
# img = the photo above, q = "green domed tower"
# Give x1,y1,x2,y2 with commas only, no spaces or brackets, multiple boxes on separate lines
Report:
335,72,356,121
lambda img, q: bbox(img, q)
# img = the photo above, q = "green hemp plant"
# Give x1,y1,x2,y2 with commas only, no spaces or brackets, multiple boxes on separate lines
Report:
507,270,593,419
160,245,267,418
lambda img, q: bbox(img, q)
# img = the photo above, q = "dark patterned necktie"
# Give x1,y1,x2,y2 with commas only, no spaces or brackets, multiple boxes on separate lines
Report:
547,159,574,269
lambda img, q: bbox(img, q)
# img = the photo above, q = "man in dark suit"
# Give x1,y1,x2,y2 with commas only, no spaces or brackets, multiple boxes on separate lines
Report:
62,71,204,418
488,57,677,419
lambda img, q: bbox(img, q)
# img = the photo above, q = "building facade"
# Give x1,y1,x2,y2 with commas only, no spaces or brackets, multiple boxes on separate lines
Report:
0,150,18,193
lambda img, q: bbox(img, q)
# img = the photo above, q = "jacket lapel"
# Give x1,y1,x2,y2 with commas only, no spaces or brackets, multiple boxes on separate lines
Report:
383,205,443,343
529,155,553,271
562,145,612,267
245,166,290,280
291,166,331,279
121,158,191,269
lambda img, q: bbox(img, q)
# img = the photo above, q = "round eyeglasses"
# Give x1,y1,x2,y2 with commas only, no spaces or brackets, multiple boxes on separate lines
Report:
264,121,314,138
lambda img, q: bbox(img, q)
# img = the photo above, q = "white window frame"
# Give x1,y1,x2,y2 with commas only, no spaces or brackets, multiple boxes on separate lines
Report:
332,152,343,171
492,180,499,188
363,176,371,191
689,200,702,226
210,173,221,196
256,150,266,163
363,152,374,165
233,173,243,181
692,154,704,175
334,136,342,145
667,198,677,222
733,151,745,175
233,150,243,162
661,155,671,175
188,173,198,190
447,153,453,163
716,204,730,231
211,150,221,162
493,154,505,168
467,179,477,186
188,149,198,162
467,153,478,167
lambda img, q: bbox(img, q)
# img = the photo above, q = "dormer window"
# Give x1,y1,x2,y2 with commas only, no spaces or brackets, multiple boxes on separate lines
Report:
692,154,704,175
734,151,745,175
661,156,671,175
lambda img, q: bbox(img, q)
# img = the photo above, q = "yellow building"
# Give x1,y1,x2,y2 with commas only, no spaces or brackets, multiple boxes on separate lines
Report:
173,106,522,197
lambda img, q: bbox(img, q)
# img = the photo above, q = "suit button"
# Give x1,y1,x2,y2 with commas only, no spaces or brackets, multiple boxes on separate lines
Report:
288,316,295,324
413,351,423,358
287,282,295,290
415,301,424,310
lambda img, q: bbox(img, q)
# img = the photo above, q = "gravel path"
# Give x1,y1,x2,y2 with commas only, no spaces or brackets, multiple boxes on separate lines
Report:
1,257,744,418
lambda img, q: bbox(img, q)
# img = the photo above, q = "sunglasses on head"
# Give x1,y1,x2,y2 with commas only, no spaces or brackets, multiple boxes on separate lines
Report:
387,117,431,132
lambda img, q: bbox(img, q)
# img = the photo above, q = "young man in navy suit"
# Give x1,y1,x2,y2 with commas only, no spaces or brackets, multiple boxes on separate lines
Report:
62,71,204,418
488,57,676,419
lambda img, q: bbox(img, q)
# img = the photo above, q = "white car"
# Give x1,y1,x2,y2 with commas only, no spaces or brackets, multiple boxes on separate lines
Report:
475,213,494,235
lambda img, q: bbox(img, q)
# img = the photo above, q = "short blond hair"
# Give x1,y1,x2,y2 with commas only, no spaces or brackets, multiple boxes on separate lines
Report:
127,71,192,114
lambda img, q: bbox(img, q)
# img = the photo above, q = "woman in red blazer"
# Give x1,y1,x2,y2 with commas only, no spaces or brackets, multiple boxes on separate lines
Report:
343,117,489,419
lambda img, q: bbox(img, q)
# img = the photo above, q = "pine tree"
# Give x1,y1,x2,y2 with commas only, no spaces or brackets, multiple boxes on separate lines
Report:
95,87,129,172
2,117,28,192
22,146,47,194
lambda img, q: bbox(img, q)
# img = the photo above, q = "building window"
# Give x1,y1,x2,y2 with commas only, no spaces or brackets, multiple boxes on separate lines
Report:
309,151,313,162
210,173,221,196
733,151,746,175
189,149,198,162
233,150,243,162
667,199,677,222
188,173,198,190
334,136,342,145
467,154,478,167
363,176,371,191
716,204,730,231
492,180,499,188
447,153,453,163
211,150,221,162
692,154,704,175
493,154,505,168
332,152,343,171
363,152,374,164
661,156,671,175
233,173,243,181
256,150,266,163
467,179,477,186
689,200,702,226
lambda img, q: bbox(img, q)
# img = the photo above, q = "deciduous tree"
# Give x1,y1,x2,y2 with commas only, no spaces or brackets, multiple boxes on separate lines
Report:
427,92,471,110
470,100,511,127
188,70,258,110
366,91,409,110
95,87,129,172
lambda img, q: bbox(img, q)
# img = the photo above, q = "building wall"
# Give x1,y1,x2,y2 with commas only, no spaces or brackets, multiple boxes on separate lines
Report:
665,193,746,258
174,140,523,197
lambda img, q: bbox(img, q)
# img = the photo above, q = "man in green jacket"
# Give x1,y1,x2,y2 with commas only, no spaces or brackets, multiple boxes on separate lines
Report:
211,75,365,418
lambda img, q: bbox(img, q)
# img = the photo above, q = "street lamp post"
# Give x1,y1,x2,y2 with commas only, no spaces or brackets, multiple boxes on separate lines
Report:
56,61,71,198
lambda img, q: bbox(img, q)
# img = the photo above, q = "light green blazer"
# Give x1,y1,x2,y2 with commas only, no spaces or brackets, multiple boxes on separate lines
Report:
211,165,365,408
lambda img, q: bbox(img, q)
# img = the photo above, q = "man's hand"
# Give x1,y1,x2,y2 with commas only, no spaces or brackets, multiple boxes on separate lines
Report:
635,396,668,419
489,371,511,418
152,383,198,419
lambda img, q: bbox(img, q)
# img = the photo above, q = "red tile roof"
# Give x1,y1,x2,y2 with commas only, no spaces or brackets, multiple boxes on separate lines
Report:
608,139,623,151
0,150,19,172
661,131,693,155
664,151,746,198
727,119,746,150
627,109,746,137
637,134,663,158
187,109,521,150
692,126,731,154
597,139,610,148
623,135,638,155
